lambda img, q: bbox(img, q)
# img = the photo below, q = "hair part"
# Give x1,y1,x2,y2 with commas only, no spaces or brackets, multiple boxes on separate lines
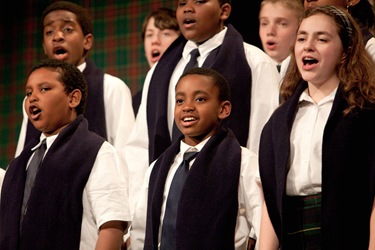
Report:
30,58,88,115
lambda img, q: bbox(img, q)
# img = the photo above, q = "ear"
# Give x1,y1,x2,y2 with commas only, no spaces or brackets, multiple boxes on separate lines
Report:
83,33,94,51
218,100,231,120
68,89,82,109
220,3,231,22
347,0,360,7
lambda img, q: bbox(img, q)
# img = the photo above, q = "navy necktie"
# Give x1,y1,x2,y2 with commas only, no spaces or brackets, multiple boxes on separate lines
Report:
21,139,47,224
160,150,199,249
183,48,200,73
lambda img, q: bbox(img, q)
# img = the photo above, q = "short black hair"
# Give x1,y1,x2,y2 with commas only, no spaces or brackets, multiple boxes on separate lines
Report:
178,67,230,101
30,58,87,115
42,1,93,36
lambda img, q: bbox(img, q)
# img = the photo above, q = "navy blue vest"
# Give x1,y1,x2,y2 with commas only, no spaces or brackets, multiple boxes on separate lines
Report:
144,127,241,249
1,115,104,250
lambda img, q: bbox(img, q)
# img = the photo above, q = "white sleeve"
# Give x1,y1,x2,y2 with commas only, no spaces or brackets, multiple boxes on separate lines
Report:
85,141,131,228
125,66,156,217
244,43,280,155
129,161,155,250
103,73,135,149
235,147,263,250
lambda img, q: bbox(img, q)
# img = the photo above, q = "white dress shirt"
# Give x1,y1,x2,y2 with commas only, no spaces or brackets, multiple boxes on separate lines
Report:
36,133,131,250
125,26,280,217
130,138,263,250
287,88,336,196
15,62,135,165
365,37,375,62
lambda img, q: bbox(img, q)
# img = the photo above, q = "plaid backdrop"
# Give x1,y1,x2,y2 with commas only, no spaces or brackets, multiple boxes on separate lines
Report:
0,0,261,169
0,0,176,169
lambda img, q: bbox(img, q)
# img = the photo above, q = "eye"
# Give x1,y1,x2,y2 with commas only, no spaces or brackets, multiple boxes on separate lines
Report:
25,91,32,97
318,38,328,42
280,22,287,27
195,97,206,103
45,29,53,37
63,27,73,33
178,1,186,7
176,98,184,105
40,87,51,93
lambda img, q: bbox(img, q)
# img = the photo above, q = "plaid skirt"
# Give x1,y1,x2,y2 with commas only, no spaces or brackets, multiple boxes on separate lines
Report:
284,193,322,250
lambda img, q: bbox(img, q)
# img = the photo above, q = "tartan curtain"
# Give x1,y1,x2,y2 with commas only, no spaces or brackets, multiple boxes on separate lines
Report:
0,0,176,169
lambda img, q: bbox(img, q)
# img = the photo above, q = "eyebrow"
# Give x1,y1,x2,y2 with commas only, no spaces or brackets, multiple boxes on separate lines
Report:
297,30,332,36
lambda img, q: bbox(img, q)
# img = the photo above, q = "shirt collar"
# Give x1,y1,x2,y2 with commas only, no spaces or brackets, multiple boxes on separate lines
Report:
34,133,58,151
77,62,86,72
298,86,338,105
183,26,227,60
179,136,210,154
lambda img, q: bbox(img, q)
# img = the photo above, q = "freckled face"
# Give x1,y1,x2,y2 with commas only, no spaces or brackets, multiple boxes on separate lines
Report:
174,74,225,145
25,68,76,136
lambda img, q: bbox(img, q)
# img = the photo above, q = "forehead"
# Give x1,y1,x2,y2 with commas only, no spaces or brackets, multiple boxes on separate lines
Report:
43,10,78,26
176,74,216,90
28,67,60,82
260,2,299,18
299,13,337,34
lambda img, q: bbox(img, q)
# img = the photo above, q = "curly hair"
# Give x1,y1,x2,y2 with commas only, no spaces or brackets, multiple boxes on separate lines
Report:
281,5,375,115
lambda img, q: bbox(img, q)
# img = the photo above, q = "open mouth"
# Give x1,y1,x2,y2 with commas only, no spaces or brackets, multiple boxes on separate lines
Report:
303,57,318,66
54,47,67,55
152,50,160,58
183,19,195,25
30,106,41,116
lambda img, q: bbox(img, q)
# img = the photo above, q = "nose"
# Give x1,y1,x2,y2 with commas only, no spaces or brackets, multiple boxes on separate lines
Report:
267,24,276,36
303,39,315,52
28,93,38,103
183,2,194,13
151,33,161,44
52,30,64,42
182,100,195,112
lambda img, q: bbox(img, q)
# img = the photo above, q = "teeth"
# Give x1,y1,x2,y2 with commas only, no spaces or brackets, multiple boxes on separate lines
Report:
183,117,195,122
152,50,160,58
31,107,40,115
